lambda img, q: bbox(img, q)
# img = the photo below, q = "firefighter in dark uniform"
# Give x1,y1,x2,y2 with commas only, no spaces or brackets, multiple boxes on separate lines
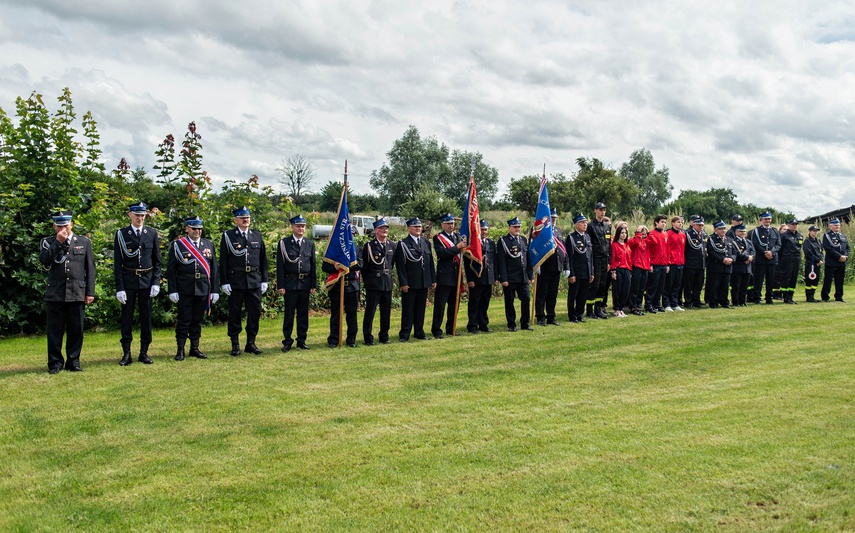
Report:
395,217,436,341
802,225,823,302
820,218,850,302
730,225,754,306
464,219,497,333
778,219,803,304
496,217,533,331
362,218,396,345
566,213,595,323
534,208,569,326
39,210,96,374
586,202,611,319
725,214,743,241
167,216,219,361
220,206,269,356
748,212,780,304
682,215,707,309
705,221,736,308
114,201,161,366
431,213,466,338
323,227,362,348
276,214,316,351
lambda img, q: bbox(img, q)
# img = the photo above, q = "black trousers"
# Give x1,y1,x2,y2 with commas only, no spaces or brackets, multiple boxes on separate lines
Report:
568,278,590,319
587,256,609,307
467,284,492,331
328,288,359,345
804,263,821,290
664,265,683,307
707,271,731,307
176,294,207,343
645,265,668,310
282,289,310,346
821,265,846,301
502,283,530,328
730,272,750,306
228,288,262,340
363,289,392,343
432,283,460,335
120,289,152,346
46,301,85,371
750,263,776,302
400,287,428,340
630,268,648,310
778,257,800,301
535,270,560,321
682,268,705,306
611,268,631,311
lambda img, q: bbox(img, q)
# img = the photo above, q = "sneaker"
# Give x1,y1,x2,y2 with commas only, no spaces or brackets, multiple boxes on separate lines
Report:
673,306,684,311
664,306,674,312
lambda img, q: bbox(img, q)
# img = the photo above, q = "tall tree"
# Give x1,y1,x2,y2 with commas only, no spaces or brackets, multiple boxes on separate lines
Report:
445,150,500,211
503,175,541,216
570,158,640,219
619,148,673,216
276,154,316,204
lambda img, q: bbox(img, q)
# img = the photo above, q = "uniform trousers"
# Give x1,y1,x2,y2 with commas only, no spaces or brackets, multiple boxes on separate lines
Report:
535,270,560,321
730,273,750,306
399,288,428,340
432,283,460,336
587,257,609,307
467,285,493,332
46,301,84,371
629,268,649,310
778,257,800,301
120,289,152,345
804,263,820,290
363,289,392,343
664,265,683,307
568,277,590,320
750,263,776,303
328,287,358,345
282,289,310,345
502,283,530,329
821,265,846,301
682,268,705,307
645,265,668,310
707,271,731,307
611,268,631,311
176,294,207,342
228,288,262,340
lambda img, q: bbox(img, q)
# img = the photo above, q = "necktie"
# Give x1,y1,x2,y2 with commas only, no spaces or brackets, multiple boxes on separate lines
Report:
135,229,140,238
194,241,199,248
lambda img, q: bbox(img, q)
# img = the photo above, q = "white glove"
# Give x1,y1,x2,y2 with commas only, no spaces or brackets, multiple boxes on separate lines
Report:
169,293,179,303
150,285,160,297
563,270,571,278
210,293,220,305
116,291,127,304
260,282,269,294
221,284,232,296
536,267,541,275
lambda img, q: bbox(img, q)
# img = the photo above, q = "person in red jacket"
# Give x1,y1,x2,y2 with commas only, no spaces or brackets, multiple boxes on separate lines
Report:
644,214,670,313
609,222,632,317
627,225,651,316
664,215,687,311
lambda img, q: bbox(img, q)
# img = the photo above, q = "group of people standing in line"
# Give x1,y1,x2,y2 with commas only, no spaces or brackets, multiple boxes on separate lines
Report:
38,202,850,374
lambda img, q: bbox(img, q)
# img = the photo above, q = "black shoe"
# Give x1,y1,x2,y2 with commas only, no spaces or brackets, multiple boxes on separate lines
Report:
479,328,493,333
67,367,83,372
380,339,391,344
281,344,292,353
139,354,153,365
189,348,207,359
547,320,560,326
347,342,357,348
297,343,310,350
119,353,132,366
432,331,444,339
536,320,546,326
784,300,796,305
765,300,774,305
365,340,377,346
632,309,645,316
520,325,534,331
231,345,241,356
244,343,263,354
508,326,517,332
328,342,337,349
646,308,657,314
49,368,61,374
468,329,479,334
837,299,846,303
595,308,608,319
414,334,429,340
174,352,185,361
586,313,596,320
720,304,732,309
568,316,579,323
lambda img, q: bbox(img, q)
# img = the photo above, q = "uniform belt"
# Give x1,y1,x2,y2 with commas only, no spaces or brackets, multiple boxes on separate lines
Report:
123,266,153,276
245,266,260,273
195,272,202,279
295,273,308,279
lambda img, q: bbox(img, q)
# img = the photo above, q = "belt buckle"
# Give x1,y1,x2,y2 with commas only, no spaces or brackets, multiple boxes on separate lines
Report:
298,273,306,279
245,266,252,273
383,269,390,275
195,272,201,279
135,269,142,276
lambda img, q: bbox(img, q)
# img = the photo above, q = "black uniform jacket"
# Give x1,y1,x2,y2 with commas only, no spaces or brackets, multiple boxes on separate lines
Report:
587,218,611,259
684,227,707,269
362,239,396,292
749,225,781,265
779,230,803,259
822,231,850,263
565,231,594,278
803,236,823,266
322,247,362,294
395,235,435,289
166,237,219,296
40,233,96,302
496,234,532,284
276,236,317,291
464,237,496,286
220,228,269,290
114,225,162,291
706,234,736,273
433,231,463,286
731,236,755,275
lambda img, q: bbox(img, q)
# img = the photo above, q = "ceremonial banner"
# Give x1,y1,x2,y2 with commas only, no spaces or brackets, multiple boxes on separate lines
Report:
323,184,358,290
528,174,555,272
460,174,483,277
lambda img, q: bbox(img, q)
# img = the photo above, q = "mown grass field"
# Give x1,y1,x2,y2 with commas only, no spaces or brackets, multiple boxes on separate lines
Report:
1,290,853,531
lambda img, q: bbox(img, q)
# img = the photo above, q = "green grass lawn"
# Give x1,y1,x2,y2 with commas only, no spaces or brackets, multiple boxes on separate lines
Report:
1,291,853,531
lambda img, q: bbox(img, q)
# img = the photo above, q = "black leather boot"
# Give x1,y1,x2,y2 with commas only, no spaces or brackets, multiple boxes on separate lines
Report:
244,339,263,354
230,336,241,356
174,339,186,361
119,342,133,366
189,339,207,359
139,343,153,364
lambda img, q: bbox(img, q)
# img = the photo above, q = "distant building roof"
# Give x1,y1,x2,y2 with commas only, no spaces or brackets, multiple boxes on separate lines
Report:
804,205,855,225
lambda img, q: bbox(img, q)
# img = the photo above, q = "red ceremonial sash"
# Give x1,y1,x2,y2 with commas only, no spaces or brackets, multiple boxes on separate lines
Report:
554,236,567,256
436,233,460,265
179,237,212,306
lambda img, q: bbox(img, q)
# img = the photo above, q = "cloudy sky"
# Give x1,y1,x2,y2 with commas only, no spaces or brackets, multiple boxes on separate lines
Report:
1,0,853,217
